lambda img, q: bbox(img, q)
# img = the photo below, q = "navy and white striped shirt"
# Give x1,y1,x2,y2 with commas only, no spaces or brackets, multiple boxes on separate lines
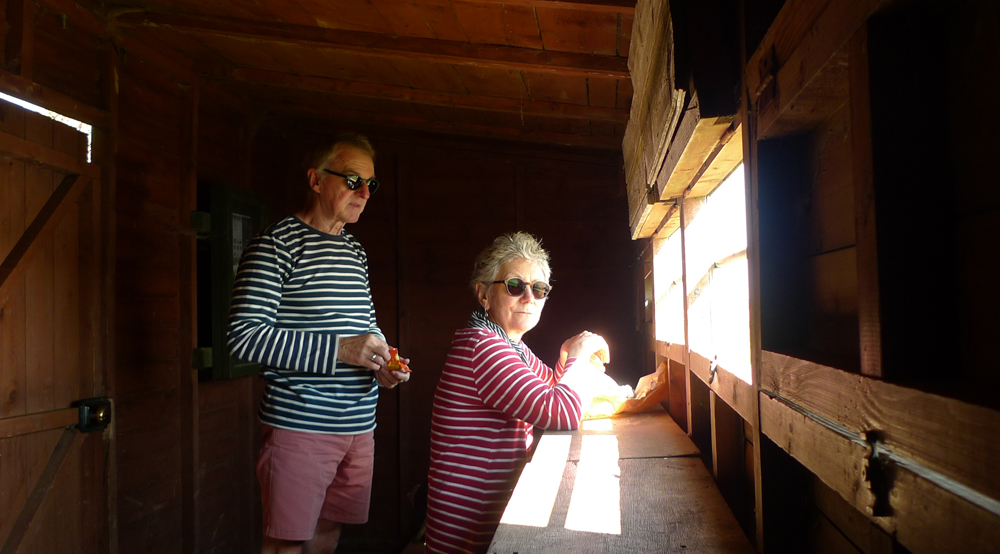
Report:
227,216,384,434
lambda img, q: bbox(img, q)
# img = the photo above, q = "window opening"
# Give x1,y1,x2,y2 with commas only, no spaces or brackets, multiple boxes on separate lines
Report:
0,91,94,162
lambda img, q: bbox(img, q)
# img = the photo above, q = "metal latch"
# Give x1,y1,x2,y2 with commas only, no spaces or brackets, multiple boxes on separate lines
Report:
72,397,111,432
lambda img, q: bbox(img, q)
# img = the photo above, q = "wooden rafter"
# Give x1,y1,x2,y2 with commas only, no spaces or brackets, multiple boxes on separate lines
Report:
114,12,630,78
272,104,622,150
218,67,628,122
455,0,635,14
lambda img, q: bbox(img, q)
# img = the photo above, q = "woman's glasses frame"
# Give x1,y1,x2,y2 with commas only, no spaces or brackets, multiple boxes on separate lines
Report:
491,278,551,300
323,168,380,193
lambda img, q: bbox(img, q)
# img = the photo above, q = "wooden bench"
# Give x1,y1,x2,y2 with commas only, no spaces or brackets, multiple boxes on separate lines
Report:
489,407,755,553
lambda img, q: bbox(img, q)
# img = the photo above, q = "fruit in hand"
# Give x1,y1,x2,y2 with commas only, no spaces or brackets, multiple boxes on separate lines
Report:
386,347,410,373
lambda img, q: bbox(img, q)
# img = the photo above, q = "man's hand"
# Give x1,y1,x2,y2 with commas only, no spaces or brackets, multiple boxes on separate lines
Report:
339,334,411,388
374,362,411,389
339,334,391,370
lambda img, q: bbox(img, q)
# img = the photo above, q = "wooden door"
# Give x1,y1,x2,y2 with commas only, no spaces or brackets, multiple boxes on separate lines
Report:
0,105,107,553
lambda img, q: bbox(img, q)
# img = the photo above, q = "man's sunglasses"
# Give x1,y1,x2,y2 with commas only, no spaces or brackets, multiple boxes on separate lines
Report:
492,278,552,300
323,169,380,193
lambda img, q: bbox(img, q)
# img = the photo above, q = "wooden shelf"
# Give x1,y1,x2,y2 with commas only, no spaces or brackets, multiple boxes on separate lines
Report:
490,408,754,553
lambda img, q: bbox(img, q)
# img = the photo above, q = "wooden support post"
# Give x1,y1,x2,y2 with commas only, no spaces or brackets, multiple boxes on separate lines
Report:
178,83,200,554
710,391,720,478
740,0,766,541
678,195,692,436
849,23,882,378
4,0,35,80
93,39,120,554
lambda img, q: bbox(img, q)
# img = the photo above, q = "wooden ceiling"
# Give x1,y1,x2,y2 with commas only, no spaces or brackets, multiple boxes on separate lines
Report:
103,0,636,149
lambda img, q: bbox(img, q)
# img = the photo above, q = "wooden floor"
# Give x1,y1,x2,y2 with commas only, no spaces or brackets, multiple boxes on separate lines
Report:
489,407,754,553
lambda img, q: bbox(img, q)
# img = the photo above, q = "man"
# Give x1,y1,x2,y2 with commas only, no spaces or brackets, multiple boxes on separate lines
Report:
228,133,410,554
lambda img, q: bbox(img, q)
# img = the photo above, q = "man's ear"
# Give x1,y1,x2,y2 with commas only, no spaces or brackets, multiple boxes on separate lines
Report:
475,283,490,311
307,168,322,193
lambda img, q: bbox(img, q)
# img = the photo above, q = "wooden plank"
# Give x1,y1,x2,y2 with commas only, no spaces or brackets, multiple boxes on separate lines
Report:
178,84,199,554
456,0,636,14
0,131,99,178
679,195,692,435
740,44,765,548
667,358,687,432
745,0,884,138
52,204,80,409
226,67,628,121
761,351,1000,507
657,111,735,200
0,159,27,419
759,393,875,511
4,0,35,80
0,408,78,439
761,387,1000,554
119,12,630,78
492,457,755,552
0,427,83,554
565,407,699,461
688,350,755,423
0,69,109,128
0,174,90,296
848,25,880,378
272,104,622,150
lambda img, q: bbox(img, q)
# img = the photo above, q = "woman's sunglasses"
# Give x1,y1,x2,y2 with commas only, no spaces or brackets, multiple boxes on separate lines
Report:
323,169,380,193
492,278,552,299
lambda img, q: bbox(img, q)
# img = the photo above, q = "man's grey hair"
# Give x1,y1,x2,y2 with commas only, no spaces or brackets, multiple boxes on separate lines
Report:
311,132,376,170
470,232,551,292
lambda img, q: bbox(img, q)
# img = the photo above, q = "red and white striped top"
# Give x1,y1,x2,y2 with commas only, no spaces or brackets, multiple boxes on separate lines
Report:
424,327,584,554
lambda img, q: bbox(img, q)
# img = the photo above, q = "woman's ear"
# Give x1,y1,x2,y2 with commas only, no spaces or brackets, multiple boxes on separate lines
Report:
475,283,490,311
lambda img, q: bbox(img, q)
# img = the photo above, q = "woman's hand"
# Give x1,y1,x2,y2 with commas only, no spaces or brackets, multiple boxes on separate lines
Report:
559,331,610,367
339,334,391,370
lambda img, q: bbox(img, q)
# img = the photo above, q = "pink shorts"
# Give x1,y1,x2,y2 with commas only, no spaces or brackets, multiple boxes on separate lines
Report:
257,425,375,541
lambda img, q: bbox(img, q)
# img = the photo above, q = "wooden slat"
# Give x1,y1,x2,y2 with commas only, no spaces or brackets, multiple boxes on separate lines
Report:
0,427,83,554
0,408,78,439
457,0,635,14
178,84,200,554
657,111,737,200
117,12,630,78
849,25,881,378
0,131,98,179
224,67,628,122
4,0,35,81
761,350,1000,509
0,174,90,295
272,104,622,150
568,407,699,461
760,386,1000,554
740,27,766,548
688,350,755,423
0,70,109,128
745,0,884,139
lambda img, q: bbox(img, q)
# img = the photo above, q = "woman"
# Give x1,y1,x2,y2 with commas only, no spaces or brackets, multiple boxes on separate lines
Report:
424,232,609,554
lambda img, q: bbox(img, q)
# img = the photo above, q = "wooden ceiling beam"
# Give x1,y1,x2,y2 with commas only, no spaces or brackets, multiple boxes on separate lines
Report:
215,67,628,122
271,104,622,150
114,12,630,78
455,0,635,15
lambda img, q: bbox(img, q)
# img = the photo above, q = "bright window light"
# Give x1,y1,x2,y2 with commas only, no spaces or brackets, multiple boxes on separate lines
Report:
0,91,93,162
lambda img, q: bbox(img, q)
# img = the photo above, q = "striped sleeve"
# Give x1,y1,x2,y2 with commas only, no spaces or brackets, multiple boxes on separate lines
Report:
354,241,384,340
471,335,583,431
227,232,337,375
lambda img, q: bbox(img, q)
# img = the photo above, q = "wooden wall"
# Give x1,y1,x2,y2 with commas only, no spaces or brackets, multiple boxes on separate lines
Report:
251,121,644,549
